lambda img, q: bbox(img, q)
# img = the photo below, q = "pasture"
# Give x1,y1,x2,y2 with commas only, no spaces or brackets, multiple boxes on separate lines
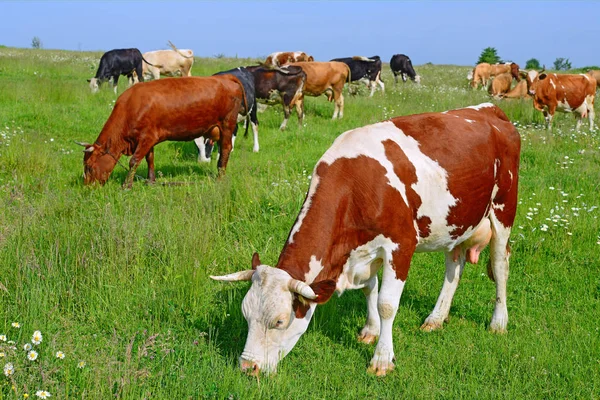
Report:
0,47,599,399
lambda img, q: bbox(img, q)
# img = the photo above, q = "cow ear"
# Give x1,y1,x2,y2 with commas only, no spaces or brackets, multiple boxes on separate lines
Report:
251,252,261,270
539,73,547,80
292,279,336,319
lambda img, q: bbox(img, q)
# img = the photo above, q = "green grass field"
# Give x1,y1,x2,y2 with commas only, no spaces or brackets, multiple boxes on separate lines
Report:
0,47,599,399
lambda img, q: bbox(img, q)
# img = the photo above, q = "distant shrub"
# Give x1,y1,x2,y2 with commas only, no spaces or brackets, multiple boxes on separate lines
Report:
525,58,541,69
31,36,42,49
477,47,502,64
553,57,572,71
213,53,225,59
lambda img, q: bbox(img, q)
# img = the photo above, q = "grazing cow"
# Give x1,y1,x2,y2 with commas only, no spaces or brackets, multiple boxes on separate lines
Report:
142,41,194,80
390,54,420,84
501,80,529,99
212,103,521,376
289,61,350,122
330,55,384,97
527,72,596,130
264,51,314,67
245,65,306,130
586,70,600,90
77,75,246,187
195,67,260,161
88,48,150,94
471,62,520,89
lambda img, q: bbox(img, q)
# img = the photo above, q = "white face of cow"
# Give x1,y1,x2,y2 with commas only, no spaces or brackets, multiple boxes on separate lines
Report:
88,78,99,93
212,264,319,375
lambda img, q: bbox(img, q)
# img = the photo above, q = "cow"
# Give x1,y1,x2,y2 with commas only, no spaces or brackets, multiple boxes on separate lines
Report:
87,48,152,94
330,56,384,97
211,103,521,376
501,79,529,99
77,75,246,188
390,54,420,84
471,62,520,89
586,70,600,90
289,61,350,123
195,67,259,161
527,72,596,130
245,65,306,130
264,51,314,67
488,73,514,98
142,41,194,80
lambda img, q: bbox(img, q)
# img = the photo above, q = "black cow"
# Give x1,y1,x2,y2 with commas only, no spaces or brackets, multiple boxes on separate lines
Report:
330,55,384,97
87,48,152,94
196,67,260,161
390,54,420,84
245,65,307,130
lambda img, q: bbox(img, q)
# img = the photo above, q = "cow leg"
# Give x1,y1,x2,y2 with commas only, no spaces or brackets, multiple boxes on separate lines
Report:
575,113,583,131
295,97,305,127
421,252,466,331
376,72,385,93
217,124,236,176
250,121,259,152
543,110,554,130
393,72,398,85
368,80,377,97
124,140,153,188
112,75,119,95
332,92,344,119
280,104,291,131
368,248,412,376
586,96,595,130
488,210,511,333
145,146,156,183
358,275,380,344
194,137,211,163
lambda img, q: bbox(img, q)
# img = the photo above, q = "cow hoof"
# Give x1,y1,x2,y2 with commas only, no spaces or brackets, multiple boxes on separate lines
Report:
367,361,395,376
357,332,378,345
420,319,444,332
489,325,507,334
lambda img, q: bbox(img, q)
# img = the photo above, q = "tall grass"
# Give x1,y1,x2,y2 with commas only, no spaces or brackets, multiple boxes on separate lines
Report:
0,47,599,399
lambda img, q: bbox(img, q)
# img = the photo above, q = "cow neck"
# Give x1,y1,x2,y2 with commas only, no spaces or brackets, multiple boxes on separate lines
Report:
274,170,371,285
94,114,131,157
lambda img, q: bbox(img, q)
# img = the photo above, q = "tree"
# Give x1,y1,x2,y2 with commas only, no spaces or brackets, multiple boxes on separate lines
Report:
477,47,502,64
31,36,42,49
525,58,541,70
553,57,572,71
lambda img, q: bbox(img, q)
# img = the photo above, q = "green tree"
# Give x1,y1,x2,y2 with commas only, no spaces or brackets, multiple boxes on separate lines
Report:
477,47,502,64
553,57,572,71
31,36,42,49
525,58,541,70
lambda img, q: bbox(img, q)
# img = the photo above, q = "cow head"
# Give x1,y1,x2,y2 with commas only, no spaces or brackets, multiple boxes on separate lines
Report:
76,142,119,185
211,253,335,375
87,78,100,93
510,63,521,81
526,70,541,96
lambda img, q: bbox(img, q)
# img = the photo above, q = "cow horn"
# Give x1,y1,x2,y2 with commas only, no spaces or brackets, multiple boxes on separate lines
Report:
210,270,255,282
74,141,92,147
288,279,317,300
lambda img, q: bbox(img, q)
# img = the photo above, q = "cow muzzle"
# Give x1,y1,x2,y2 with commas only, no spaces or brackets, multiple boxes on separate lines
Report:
240,358,260,376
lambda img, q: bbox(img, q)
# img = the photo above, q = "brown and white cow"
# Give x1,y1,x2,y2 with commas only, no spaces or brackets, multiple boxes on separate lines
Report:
289,61,350,122
472,62,519,89
212,103,521,376
264,51,314,67
142,41,194,80
527,72,596,130
77,75,246,187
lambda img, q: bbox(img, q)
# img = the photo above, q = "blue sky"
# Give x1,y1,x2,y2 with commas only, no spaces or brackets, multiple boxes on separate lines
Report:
2,1,599,67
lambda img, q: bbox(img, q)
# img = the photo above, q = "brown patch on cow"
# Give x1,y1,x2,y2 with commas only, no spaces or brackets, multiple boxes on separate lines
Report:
378,303,395,319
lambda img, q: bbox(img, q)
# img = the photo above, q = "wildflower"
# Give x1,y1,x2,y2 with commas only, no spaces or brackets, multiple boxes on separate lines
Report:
27,350,38,361
31,331,42,345
0,335,6,342
24,343,32,351
35,391,51,399
55,351,65,359
0,352,5,358
11,322,20,329
3,362,14,376
77,360,86,369
24,394,29,398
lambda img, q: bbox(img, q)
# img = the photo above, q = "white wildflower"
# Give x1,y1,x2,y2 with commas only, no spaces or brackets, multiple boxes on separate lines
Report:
31,330,42,345
55,351,65,359
24,343,32,351
27,350,38,361
3,362,14,376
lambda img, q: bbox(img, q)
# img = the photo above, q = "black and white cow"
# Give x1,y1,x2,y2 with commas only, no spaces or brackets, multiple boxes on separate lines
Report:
195,67,260,161
390,54,420,84
330,55,384,97
88,48,152,94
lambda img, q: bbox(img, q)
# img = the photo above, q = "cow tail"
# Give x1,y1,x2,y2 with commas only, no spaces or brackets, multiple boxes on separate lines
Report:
235,80,250,138
345,63,352,83
141,55,162,68
167,41,194,59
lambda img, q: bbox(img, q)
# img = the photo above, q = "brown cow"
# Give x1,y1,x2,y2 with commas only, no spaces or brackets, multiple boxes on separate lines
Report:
289,61,350,122
586,70,600,90
78,75,246,187
528,73,596,130
212,103,521,376
501,80,529,99
142,41,194,80
472,62,519,89
264,51,314,67
488,73,514,98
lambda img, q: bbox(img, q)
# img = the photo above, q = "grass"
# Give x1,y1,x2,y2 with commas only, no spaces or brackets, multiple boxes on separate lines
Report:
0,47,599,399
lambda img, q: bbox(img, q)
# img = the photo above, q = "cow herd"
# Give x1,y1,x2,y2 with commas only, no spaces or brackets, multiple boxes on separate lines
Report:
76,44,594,377
469,61,598,131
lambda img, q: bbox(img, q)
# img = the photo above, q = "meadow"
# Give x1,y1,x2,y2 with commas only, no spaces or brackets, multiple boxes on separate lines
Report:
0,47,599,399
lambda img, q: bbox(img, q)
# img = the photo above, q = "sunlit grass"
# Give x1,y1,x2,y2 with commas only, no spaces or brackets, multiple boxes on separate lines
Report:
0,47,599,398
